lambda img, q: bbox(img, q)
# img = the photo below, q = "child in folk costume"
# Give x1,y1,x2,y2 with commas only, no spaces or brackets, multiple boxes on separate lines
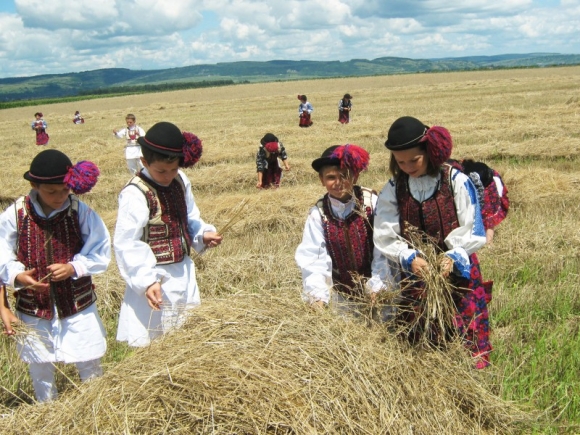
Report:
295,145,394,319
113,113,146,174
297,95,314,127
256,133,291,189
338,93,353,124
449,159,509,245
73,110,85,124
114,122,222,347
31,112,49,145
373,116,492,368
0,150,111,402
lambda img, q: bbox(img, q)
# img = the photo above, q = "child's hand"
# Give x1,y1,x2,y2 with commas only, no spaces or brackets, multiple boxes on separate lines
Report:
203,232,223,248
47,263,75,281
15,269,49,291
486,228,495,245
411,257,429,277
256,181,262,188
310,300,326,311
0,307,19,336
440,257,453,278
284,164,291,171
145,281,163,311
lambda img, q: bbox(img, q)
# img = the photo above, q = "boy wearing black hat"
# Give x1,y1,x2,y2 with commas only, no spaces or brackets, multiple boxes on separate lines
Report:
114,122,222,347
256,133,290,189
295,144,394,319
0,149,111,402
338,93,352,124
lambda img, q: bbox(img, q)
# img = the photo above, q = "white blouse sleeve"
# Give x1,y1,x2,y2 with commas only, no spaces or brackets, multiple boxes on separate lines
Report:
294,206,332,304
0,204,24,287
180,171,217,253
69,201,111,278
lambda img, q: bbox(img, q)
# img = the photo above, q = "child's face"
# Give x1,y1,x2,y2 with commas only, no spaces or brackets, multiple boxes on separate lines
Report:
35,114,41,120
141,158,179,186
319,166,357,202
125,118,136,127
32,183,70,213
392,147,429,178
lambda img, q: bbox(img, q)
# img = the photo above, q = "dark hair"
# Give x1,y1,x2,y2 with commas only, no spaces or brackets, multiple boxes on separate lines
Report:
388,143,439,179
141,145,180,165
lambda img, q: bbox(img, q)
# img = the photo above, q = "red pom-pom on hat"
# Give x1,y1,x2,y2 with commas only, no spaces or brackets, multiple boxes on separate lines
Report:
330,144,370,175
63,161,100,194
419,126,453,167
264,142,279,153
182,132,202,168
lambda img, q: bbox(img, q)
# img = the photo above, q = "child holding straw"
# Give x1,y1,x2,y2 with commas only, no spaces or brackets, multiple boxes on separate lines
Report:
114,122,222,347
295,144,394,320
31,112,49,145
297,95,314,127
0,149,111,402
373,116,491,368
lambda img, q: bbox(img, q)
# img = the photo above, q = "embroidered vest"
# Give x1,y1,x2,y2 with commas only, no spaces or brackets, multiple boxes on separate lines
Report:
125,126,141,146
396,165,459,252
482,171,509,229
126,172,191,265
316,186,374,297
15,195,95,320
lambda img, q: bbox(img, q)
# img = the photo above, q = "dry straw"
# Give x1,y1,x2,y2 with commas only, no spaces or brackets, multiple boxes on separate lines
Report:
1,292,530,434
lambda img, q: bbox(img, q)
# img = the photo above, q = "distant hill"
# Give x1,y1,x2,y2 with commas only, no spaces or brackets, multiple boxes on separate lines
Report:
1,53,579,102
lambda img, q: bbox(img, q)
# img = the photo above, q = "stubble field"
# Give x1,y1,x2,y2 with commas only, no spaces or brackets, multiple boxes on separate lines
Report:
0,66,579,434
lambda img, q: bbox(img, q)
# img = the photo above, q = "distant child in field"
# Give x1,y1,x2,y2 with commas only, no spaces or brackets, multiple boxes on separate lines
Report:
297,95,314,127
114,121,223,347
31,112,49,145
256,133,290,189
0,149,111,402
338,93,353,124
73,110,85,124
374,116,491,368
113,113,146,174
449,159,509,244
295,144,394,319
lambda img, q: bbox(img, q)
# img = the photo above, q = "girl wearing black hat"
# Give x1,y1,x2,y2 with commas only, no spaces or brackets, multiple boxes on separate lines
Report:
114,122,222,347
338,93,352,124
374,116,492,368
0,149,110,402
31,112,49,145
256,133,290,188
295,144,394,319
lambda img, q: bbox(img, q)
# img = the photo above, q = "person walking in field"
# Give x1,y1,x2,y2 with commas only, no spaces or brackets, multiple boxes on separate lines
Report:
73,110,85,124
256,133,290,189
31,112,49,145
295,144,394,320
338,93,353,124
113,113,146,174
114,122,222,348
297,95,314,127
374,116,492,368
0,149,110,402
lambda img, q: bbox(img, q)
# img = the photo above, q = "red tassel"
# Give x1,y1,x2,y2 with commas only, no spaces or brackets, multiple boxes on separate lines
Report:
330,144,369,175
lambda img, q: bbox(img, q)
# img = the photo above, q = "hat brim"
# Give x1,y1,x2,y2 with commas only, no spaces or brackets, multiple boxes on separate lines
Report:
23,171,65,184
384,136,424,151
312,157,341,172
138,136,184,157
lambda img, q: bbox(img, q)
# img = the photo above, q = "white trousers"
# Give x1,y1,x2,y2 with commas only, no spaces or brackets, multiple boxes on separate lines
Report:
126,157,144,175
28,358,103,403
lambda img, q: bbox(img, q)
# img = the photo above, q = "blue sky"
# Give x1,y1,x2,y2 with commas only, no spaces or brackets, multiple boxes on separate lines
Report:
0,0,578,78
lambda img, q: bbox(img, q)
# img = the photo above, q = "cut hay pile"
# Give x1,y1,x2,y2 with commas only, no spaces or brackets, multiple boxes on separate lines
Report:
2,292,531,434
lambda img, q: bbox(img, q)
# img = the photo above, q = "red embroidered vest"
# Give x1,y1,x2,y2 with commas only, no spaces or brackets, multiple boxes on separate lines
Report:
15,195,96,320
396,165,459,252
127,172,191,265
317,186,374,297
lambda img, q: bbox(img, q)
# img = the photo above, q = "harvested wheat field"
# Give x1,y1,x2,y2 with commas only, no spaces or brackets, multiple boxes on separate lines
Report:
1,66,579,434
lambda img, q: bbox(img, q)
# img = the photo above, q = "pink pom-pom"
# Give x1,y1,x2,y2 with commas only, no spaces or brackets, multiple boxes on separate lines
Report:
264,142,279,153
182,131,203,168
64,161,100,194
330,144,370,175
420,126,453,167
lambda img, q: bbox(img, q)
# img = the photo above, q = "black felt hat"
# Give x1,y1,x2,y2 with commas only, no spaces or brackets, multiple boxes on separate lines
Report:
311,146,341,172
260,133,278,145
23,149,72,184
384,116,429,151
138,121,184,157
